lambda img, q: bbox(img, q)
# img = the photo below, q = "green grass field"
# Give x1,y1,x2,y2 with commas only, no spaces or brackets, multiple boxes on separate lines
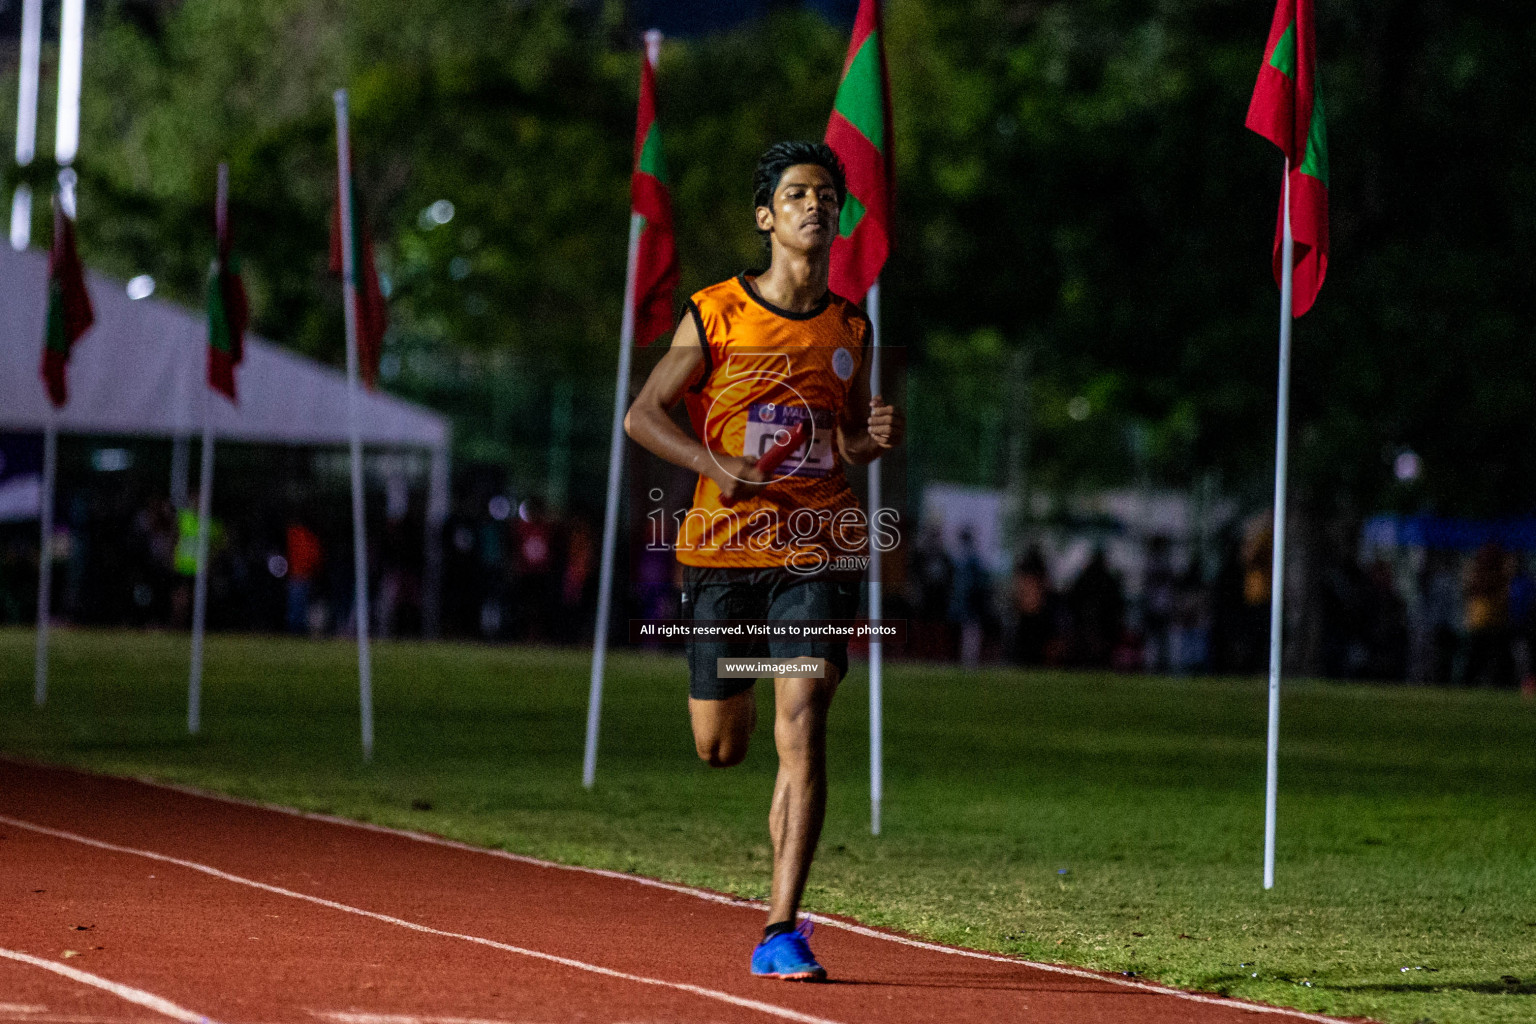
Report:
2,628,1533,1024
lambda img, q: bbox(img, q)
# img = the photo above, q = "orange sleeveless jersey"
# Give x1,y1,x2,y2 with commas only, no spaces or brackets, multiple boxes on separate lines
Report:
676,275,870,571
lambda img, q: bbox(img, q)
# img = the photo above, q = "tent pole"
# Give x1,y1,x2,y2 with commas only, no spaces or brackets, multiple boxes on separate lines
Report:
34,414,56,706
170,433,191,507
335,89,374,761
422,442,449,639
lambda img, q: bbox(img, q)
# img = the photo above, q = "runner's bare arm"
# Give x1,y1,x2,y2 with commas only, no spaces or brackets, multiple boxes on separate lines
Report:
623,314,769,502
836,342,905,465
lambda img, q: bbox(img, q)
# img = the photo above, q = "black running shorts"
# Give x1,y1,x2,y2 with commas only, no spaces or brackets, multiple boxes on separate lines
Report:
680,565,862,700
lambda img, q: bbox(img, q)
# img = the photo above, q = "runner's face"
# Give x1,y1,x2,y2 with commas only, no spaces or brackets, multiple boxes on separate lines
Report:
757,164,840,254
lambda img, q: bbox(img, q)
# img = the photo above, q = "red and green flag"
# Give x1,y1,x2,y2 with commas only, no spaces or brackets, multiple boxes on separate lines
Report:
207,164,248,402
824,0,894,305
1246,0,1329,317
629,34,679,347
329,136,387,389
40,195,94,408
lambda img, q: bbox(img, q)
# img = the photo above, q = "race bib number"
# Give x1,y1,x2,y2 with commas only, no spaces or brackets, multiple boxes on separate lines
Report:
745,403,835,478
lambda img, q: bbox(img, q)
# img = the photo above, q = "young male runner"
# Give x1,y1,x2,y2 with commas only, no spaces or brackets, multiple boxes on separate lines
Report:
624,140,903,981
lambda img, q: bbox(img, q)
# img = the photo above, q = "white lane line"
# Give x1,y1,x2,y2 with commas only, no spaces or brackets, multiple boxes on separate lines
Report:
315,1013,527,1024
0,949,219,1024
313,1018,651,1024
117,774,1353,1024
0,815,842,1024
0,1007,47,1016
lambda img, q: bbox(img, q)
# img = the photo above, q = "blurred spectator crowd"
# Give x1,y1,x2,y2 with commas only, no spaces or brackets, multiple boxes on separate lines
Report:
0,487,434,639
889,523,1536,689
2,467,1534,690
0,481,599,644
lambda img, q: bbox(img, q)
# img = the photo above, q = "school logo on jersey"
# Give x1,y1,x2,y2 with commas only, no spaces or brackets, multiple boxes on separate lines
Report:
832,346,855,381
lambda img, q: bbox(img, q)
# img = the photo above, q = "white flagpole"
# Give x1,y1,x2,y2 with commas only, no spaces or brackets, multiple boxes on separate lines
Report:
188,405,214,734
334,89,374,762
186,160,230,733
34,415,56,706
187,161,229,734
865,280,884,837
1263,161,1294,890
169,434,191,507
9,0,42,250
584,213,641,790
35,0,87,704
584,31,660,790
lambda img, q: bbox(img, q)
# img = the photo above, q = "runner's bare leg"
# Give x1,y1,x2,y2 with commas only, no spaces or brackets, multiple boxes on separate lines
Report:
689,689,757,767
767,668,838,925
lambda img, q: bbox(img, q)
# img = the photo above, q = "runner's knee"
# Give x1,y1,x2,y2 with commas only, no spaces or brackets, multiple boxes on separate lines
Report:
697,732,750,767
689,689,756,767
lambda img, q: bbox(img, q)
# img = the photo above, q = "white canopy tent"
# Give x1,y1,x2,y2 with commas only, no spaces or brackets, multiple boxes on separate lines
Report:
0,242,451,634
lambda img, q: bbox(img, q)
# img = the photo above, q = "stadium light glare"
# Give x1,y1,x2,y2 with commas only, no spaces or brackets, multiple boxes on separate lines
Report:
126,275,155,300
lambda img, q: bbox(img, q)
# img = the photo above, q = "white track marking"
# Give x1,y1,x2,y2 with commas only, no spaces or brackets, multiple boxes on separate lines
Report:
315,1014,543,1024
4,762,1352,1023
0,816,842,1024
109,772,1352,1024
315,1014,515,1024
0,1007,46,1016
315,1018,661,1024
0,949,218,1024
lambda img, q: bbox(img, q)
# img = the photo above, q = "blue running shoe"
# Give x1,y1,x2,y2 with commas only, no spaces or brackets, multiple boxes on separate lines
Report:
750,918,827,981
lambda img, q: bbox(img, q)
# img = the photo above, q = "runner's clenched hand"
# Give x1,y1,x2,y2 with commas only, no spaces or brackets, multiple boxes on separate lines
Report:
866,395,904,450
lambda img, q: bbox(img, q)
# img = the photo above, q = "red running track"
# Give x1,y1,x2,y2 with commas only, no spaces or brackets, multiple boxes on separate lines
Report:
0,760,1361,1024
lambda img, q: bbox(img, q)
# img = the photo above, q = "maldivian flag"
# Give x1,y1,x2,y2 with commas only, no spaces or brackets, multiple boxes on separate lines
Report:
40,195,94,408
207,166,249,402
825,0,893,305
630,35,679,346
329,141,387,389
1246,0,1329,317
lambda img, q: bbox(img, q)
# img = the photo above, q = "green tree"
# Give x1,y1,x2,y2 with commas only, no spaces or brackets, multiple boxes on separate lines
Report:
3,0,1532,519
